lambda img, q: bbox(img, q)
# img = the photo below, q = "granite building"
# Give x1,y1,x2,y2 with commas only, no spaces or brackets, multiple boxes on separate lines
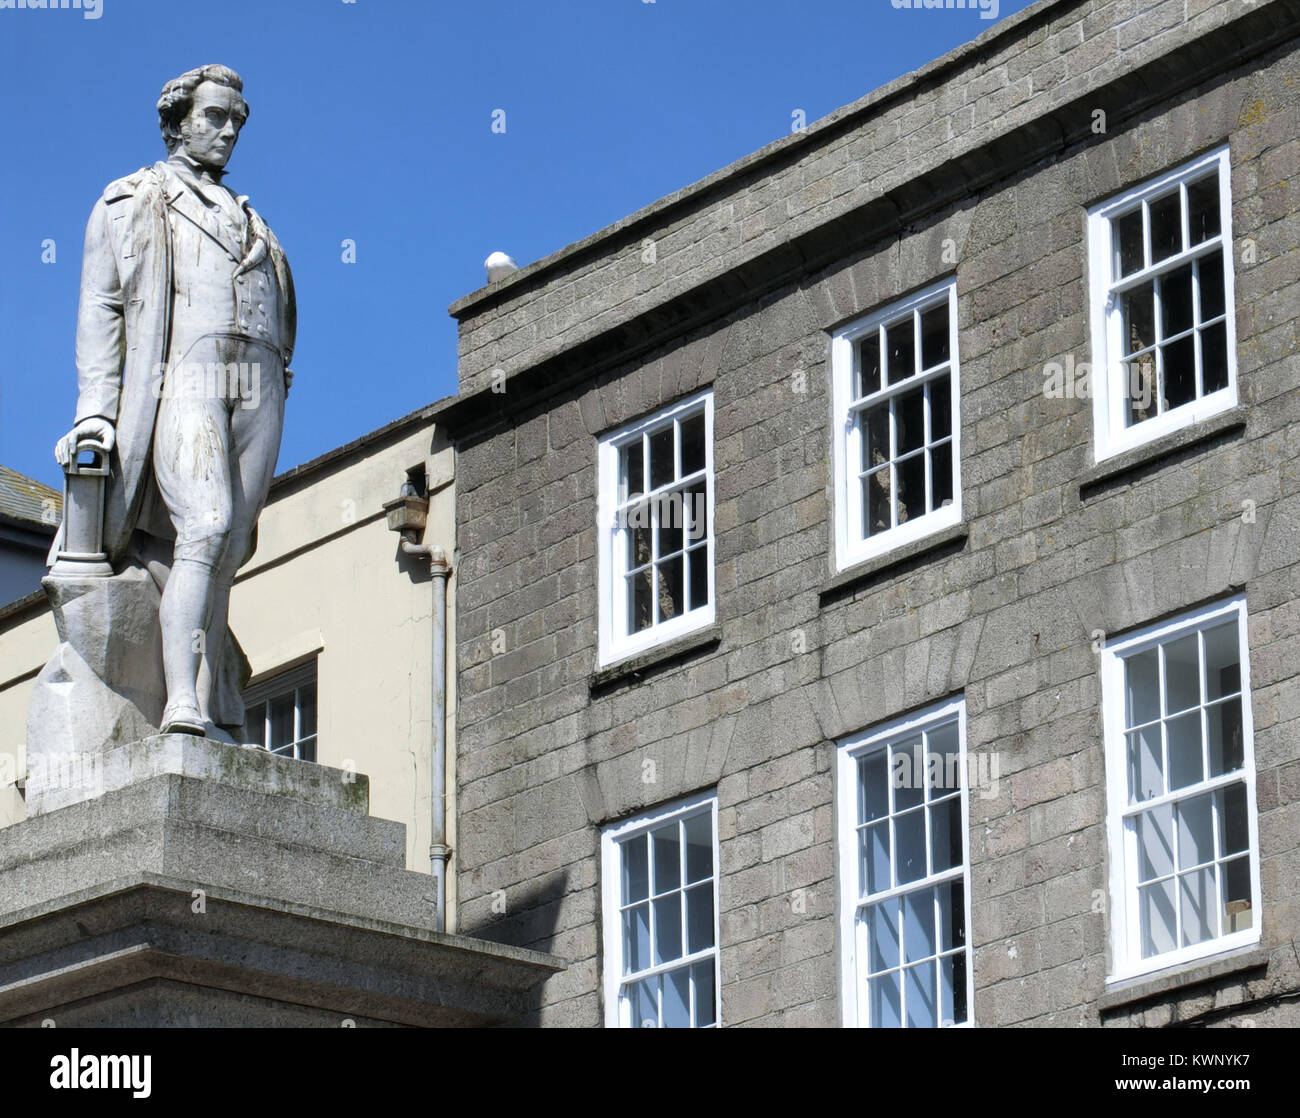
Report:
439,0,1300,1027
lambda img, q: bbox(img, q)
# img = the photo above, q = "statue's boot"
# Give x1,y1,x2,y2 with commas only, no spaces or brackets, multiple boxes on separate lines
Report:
160,700,206,735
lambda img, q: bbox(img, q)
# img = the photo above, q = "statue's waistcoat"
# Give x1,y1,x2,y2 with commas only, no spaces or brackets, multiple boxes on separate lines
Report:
165,179,285,359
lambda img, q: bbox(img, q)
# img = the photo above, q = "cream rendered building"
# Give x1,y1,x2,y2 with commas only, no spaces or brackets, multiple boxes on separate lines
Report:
0,401,460,927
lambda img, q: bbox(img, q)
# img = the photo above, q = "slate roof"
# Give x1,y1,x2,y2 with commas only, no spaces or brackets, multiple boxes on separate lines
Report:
0,465,61,531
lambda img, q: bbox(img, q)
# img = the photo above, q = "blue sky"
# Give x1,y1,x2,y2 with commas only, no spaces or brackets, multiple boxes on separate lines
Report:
0,0,1036,490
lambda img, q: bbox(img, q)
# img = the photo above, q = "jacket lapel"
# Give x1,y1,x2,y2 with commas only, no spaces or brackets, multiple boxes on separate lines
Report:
161,166,243,262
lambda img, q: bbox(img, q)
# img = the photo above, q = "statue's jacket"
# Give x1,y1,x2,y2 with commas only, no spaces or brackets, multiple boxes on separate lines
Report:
70,161,295,565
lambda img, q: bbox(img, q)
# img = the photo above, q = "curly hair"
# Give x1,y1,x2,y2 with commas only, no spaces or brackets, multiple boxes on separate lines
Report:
156,64,248,152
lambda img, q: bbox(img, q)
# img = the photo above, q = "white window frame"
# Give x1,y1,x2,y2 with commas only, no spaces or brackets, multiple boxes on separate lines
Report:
241,659,318,762
596,390,716,668
835,696,975,1028
830,277,963,573
600,790,721,1028
1101,594,1262,983
1086,145,1238,462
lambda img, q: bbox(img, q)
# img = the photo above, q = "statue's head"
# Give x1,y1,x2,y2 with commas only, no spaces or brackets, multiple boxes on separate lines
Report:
157,64,248,171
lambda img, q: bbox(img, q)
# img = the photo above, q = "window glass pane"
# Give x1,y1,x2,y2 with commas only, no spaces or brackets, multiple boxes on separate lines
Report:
268,694,294,751
684,479,707,543
894,809,926,886
897,453,926,525
858,332,882,397
657,555,683,622
1127,352,1157,427
1178,791,1215,868
903,886,936,963
1115,208,1144,277
653,894,682,964
623,834,649,903
1160,264,1194,338
648,425,674,490
929,375,952,441
684,811,712,882
860,821,890,896
1149,191,1182,262
1202,621,1240,700
1166,711,1204,792
1179,867,1216,946
860,403,890,477
1198,250,1225,321
630,567,653,633
628,506,651,569
662,966,691,1028
1127,724,1164,802
1136,804,1174,882
926,721,961,795
919,303,949,369
686,882,714,953
656,495,681,559
1122,282,1155,357
1163,635,1200,714
896,387,925,456
1207,697,1243,777
1125,648,1160,727
904,963,937,1028
687,546,709,611
620,439,644,501
1139,878,1178,958
1218,784,1250,856
243,702,266,748
298,683,317,740
864,469,891,538
625,975,658,1028
859,751,888,823
1201,322,1229,396
885,317,916,385
937,880,965,949
651,824,680,894
929,442,953,511
1161,335,1197,410
870,971,902,1028
622,903,650,974
693,961,717,1026
940,952,967,1026
680,412,705,476
866,897,900,973
1187,174,1221,245
929,795,962,874
1222,858,1253,933
892,737,924,812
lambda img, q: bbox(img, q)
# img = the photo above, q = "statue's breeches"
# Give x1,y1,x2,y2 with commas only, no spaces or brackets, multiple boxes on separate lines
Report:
153,332,285,571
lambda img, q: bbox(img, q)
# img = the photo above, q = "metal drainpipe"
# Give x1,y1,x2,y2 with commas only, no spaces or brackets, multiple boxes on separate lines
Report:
401,538,452,932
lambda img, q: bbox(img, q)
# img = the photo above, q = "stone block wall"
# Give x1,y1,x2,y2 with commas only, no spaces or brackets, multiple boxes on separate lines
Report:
448,0,1300,1027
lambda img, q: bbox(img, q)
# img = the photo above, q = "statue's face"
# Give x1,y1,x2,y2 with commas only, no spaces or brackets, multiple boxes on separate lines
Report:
178,81,246,170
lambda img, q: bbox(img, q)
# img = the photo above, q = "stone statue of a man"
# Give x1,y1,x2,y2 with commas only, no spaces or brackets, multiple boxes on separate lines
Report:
52,64,294,737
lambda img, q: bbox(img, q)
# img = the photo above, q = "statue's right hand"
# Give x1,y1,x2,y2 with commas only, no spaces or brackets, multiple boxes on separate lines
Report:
54,418,116,468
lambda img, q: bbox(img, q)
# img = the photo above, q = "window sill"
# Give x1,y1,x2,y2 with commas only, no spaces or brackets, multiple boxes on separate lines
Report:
590,622,722,693
1098,943,1269,1014
820,523,969,606
1080,406,1247,501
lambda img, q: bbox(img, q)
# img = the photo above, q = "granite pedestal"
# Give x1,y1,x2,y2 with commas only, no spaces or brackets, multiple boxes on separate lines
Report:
0,737,561,1027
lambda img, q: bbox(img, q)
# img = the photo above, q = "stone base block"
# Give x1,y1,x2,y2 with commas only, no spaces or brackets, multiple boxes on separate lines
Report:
0,737,562,1027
